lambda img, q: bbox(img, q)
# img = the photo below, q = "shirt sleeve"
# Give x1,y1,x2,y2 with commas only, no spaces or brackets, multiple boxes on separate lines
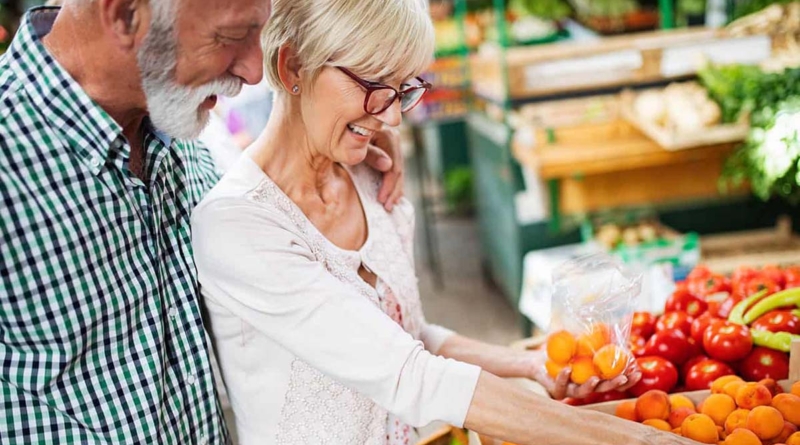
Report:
191,197,481,428
390,198,457,355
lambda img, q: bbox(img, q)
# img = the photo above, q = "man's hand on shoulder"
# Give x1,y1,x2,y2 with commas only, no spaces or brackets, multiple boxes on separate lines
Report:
363,127,404,212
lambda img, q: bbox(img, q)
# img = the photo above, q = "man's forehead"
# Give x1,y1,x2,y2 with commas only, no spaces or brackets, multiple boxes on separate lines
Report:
179,0,271,27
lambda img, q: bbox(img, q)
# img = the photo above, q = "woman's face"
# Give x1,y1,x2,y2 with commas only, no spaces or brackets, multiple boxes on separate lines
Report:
300,67,404,166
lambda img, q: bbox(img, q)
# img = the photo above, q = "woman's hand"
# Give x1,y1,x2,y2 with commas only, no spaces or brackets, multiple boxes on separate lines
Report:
526,349,642,400
363,127,404,211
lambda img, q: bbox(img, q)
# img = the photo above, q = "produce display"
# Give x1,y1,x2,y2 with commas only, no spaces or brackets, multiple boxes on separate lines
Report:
633,83,723,134
593,221,676,250
612,376,800,444
558,264,799,406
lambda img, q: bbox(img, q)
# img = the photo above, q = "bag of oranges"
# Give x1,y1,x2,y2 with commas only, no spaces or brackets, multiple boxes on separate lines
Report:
545,254,641,385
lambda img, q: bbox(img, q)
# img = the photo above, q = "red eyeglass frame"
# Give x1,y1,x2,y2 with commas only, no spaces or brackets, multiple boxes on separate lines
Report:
336,67,432,115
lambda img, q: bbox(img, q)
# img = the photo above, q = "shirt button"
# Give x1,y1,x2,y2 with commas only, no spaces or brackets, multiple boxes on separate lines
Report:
187,373,196,385
168,306,178,319
90,156,102,168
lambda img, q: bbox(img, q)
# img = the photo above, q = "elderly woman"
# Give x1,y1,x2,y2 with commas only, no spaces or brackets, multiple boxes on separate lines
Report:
191,1,695,444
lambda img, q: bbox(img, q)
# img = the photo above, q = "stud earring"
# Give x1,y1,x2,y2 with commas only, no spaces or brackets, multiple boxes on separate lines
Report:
292,85,300,94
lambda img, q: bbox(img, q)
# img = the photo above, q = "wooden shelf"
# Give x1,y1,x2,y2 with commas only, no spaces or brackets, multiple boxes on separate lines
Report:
512,120,746,214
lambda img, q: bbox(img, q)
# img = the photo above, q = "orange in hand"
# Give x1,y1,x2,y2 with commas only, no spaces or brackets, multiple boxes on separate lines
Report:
576,323,611,356
592,344,630,380
569,356,598,385
546,330,577,364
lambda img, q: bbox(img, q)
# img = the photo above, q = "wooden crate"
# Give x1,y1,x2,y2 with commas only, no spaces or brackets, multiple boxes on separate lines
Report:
619,87,749,151
701,217,800,274
584,339,800,414
469,29,772,102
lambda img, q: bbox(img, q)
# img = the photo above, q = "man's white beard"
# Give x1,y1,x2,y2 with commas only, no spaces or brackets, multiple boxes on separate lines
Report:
136,12,243,140
143,76,243,140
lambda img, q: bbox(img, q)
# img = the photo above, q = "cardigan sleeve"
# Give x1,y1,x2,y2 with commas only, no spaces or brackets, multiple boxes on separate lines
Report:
191,197,480,428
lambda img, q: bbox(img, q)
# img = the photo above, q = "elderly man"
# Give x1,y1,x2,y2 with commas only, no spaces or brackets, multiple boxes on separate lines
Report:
0,1,403,443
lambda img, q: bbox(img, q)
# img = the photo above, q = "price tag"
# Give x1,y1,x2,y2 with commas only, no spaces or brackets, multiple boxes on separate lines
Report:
660,35,772,78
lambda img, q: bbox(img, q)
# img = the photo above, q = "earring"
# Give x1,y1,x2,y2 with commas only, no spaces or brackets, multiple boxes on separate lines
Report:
292,85,300,94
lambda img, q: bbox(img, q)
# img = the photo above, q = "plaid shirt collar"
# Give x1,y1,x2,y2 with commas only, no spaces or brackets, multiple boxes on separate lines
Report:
6,6,173,175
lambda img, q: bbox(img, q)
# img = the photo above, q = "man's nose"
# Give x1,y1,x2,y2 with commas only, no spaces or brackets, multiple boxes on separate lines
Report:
230,35,264,85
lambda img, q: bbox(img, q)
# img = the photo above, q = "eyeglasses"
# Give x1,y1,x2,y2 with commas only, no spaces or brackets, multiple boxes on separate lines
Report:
336,67,431,115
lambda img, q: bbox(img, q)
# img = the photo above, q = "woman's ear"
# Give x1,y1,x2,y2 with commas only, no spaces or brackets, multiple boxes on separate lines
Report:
276,45,303,94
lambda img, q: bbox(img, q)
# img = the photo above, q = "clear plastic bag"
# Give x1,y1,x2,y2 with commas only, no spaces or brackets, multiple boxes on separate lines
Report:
545,253,642,383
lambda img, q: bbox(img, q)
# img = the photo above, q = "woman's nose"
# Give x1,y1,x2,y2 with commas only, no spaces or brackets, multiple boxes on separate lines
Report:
375,100,402,127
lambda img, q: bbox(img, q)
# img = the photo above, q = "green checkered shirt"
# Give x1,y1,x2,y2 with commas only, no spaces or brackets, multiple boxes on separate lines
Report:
1,8,228,444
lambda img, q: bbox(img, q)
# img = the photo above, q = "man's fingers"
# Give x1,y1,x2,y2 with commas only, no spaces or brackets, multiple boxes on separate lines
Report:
594,375,628,394
378,170,400,205
365,144,393,174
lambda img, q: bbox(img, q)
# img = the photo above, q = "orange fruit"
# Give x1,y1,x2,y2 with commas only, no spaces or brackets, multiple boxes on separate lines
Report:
575,323,611,356
636,390,671,421
545,360,566,379
723,380,747,400
671,427,681,435
643,419,672,431
776,421,799,444
724,409,751,435
721,428,761,445
546,330,577,364
759,378,783,396
701,393,737,426
669,407,696,429
787,431,800,445
746,405,784,441
670,394,696,411
592,344,630,380
712,375,744,394
615,400,638,422
736,382,773,409
681,413,719,444
772,393,800,426
791,382,800,397
569,356,598,385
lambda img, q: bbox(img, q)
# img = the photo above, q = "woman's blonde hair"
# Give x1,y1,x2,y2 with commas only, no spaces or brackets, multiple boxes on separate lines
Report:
262,0,434,93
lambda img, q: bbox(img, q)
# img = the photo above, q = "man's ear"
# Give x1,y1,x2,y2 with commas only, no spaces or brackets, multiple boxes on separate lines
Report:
97,0,149,49
276,45,303,93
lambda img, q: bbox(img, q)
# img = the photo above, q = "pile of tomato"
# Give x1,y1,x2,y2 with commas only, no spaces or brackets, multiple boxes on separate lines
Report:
627,265,799,397
563,264,800,406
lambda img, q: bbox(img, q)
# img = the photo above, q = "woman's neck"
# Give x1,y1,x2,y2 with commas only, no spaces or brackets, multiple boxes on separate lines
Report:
248,99,341,202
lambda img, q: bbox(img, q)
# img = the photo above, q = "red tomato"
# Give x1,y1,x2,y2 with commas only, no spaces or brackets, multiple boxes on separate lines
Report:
702,321,753,362
691,312,722,345
745,277,781,297
665,289,708,318
645,328,693,365
684,359,735,391
688,274,731,298
784,265,800,289
629,334,648,357
687,266,713,281
629,356,679,396
731,266,760,296
656,311,694,336
751,310,800,335
681,354,710,378
739,347,790,381
711,294,744,319
760,265,786,288
631,311,657,339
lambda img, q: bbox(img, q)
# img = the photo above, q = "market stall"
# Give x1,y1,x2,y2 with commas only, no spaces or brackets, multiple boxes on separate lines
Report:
461,0,800,335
